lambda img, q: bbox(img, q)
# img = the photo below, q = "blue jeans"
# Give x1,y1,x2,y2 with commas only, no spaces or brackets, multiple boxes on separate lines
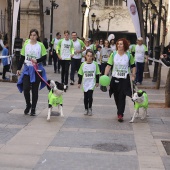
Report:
135,62,144,83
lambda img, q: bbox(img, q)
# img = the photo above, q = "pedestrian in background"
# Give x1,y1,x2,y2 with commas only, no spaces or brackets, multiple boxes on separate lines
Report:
56,30,74,89
96,45,102,72
2,41,10,80
17,29,47,116
100,40,112,92
51,32,61,73
131,37,148,85
104,38,136,122
0,33,4,56
70,32,85,85
99,39,104,48
78,49,100,116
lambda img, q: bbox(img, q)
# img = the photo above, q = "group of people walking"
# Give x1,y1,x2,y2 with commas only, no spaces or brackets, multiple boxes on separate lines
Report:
0,28,154,122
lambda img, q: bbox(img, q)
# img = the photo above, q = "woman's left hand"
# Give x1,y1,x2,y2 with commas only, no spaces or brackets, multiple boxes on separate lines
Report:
96,83,99,87
31,58,37,63
131,75,135,81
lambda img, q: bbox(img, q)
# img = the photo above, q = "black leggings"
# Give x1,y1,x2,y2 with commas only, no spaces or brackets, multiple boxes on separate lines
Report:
84,90,93,110
60,60,70,85
52,50,60,72
23,73,41,109
2,64,10,79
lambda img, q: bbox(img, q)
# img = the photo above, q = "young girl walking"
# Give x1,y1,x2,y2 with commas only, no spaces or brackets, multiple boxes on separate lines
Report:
78,49,100,116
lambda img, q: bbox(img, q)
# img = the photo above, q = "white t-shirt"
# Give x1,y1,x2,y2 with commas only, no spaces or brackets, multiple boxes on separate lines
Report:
112,53,129,79
96,51,101,65
100,47,112,63
135,44,147,63
21,40,47,66
61,39,72,60
81,46,91,62
73,39,82,59
53,38,60,50
78,61,100,92
110,44,116,52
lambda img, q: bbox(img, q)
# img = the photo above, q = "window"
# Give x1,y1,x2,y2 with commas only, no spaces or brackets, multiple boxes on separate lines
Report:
105,0,122,6
114,0,123,6
105,0,113,6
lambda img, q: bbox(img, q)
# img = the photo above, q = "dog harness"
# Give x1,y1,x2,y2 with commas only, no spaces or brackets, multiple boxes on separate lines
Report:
134,90,148,110
48,90,63,106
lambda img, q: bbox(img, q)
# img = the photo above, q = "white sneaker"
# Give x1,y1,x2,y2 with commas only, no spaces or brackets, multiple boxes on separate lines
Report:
88,108,92,116
84,109,88,115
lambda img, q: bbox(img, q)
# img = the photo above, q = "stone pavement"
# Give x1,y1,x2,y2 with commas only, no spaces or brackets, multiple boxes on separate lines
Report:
0,64,169,170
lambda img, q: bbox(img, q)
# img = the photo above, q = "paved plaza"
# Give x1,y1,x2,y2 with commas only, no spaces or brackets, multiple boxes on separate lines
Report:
0,64,169,169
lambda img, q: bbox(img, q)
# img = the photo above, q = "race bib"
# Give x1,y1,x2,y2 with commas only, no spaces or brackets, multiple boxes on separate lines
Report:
84,71,95,79
112,65,128,79
102,55,108,62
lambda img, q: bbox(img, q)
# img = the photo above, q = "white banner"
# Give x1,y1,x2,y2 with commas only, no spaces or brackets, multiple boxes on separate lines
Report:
127,0,141,38
12,0,21,53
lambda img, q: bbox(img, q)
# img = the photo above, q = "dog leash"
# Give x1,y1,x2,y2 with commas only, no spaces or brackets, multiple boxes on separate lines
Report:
32,61,51,88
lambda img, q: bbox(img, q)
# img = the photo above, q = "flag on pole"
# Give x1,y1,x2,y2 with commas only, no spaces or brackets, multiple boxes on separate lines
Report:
127,0,141,38
12,0,21,53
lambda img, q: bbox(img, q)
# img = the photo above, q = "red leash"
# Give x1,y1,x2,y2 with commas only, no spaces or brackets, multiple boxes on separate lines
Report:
32,61,51,88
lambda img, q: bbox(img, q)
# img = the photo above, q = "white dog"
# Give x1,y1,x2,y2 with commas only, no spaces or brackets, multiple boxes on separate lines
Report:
129,90,148,123
47,80,65,121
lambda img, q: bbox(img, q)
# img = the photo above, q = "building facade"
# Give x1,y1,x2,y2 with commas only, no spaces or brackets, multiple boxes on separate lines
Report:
0,0,83,42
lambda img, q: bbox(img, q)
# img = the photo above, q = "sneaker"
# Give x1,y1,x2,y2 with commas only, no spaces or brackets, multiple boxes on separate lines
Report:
70,81,74,85
118,115,123,122
30,108,36,116
84,109,88,115
88,108,92,116
24,104,31,115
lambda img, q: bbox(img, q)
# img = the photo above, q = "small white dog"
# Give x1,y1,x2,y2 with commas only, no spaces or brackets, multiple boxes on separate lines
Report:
47,80,65,121
129,90,148,123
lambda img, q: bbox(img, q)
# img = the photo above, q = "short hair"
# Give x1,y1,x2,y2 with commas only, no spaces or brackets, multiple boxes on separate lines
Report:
116,38,129,52
64,30,70,34
56,32,61,36
85,49,94,61
71,32,77,35
3,40,8,45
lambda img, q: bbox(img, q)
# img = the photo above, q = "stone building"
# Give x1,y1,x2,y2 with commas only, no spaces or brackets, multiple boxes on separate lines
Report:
0,0,84,41
89,0,136,43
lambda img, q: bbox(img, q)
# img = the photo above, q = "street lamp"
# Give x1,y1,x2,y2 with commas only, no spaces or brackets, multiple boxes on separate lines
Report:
96,18,100,38
46,0,59,65
91,13,96,37
81,1,87,38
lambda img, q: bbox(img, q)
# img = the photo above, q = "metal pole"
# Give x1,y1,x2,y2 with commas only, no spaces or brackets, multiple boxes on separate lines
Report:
48,0,54,65
145,4,148,38
81,13,84,38
16,6,20,38
152,0,162,82
149,15,155,65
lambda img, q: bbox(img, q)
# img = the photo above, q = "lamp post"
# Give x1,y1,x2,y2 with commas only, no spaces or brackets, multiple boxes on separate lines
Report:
46,0,59,65
96,18,100,37
81,2,87,38
149,6,156,65
91,13,96,38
